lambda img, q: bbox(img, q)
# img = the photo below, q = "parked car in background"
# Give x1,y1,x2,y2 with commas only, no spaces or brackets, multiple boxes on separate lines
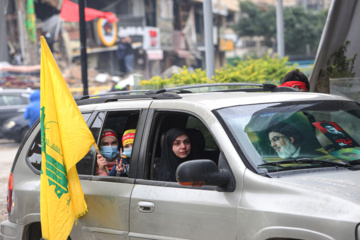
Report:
0,88,32,138
1,115,30,143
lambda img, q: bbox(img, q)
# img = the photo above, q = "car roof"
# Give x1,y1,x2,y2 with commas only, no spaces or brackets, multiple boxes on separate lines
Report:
172,91,351,110
76,83,353,112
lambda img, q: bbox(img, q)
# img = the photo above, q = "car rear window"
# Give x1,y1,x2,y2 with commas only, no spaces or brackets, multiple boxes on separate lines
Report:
27,113,92,173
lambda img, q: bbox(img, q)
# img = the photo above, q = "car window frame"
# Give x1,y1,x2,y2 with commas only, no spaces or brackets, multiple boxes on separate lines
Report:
90,108,149,181
134,108,223,190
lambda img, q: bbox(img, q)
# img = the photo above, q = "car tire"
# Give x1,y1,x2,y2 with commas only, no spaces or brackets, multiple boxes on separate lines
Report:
26,222,42,240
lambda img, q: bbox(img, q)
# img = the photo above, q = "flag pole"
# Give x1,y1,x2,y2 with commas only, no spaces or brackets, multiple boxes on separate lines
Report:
93,143,109,174
79,0,89,96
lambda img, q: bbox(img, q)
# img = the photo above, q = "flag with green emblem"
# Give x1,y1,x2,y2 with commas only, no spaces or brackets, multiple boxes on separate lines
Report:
25,0,36,42
40,36,95,240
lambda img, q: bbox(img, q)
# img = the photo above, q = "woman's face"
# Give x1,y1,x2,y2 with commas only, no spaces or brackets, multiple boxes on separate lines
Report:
172,134,191,158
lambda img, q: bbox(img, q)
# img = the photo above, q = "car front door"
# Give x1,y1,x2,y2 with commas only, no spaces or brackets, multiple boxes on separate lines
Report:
128,109,240,240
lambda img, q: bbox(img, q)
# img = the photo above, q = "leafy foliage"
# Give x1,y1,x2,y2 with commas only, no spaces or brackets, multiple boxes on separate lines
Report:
324,41,357,78
233,2,276,47
284,7,328,55
316,41,357,93
232,1,328,55
140,57,298,88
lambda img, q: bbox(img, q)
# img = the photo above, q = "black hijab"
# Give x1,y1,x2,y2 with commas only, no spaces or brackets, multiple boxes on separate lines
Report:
157,128,197,182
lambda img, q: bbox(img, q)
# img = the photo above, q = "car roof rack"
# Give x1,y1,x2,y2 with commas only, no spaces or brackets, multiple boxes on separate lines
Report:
149,83,298,93
76,90,181,105
76,83,298,105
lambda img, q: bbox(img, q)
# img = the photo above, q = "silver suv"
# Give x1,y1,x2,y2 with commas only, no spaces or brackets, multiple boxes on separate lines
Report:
2,83,360,240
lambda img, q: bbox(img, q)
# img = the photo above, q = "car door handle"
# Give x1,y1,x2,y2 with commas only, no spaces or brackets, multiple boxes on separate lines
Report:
137,201,155,213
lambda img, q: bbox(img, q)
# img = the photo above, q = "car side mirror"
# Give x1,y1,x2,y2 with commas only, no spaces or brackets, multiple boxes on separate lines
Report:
176,160,230,187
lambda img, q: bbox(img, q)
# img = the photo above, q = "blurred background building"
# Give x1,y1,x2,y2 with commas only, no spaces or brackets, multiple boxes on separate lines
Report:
0,0,331,91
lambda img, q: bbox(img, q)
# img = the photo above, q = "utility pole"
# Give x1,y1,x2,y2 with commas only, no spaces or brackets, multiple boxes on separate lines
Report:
203,0,215,81
302,0,308,13
276,0,285,58
0,0,8,61
18,0,38,65
79,0,88,96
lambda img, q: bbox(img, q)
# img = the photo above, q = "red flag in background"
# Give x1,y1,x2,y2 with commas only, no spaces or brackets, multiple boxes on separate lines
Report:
60,0,118,23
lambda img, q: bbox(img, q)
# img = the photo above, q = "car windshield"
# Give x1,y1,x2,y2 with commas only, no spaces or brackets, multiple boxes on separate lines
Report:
216,100,360,173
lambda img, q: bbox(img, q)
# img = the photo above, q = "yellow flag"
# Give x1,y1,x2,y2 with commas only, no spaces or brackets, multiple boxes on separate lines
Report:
40,36,94,240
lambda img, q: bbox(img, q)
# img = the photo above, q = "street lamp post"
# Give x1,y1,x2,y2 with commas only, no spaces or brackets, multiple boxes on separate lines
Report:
276,0,285,58
203,0,215,81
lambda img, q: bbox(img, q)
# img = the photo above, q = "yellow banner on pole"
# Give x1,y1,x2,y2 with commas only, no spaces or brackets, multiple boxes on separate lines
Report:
40,36,94,240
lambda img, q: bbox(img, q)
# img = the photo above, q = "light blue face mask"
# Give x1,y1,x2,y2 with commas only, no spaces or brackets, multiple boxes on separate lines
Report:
122,147,132,158
100,146,119,160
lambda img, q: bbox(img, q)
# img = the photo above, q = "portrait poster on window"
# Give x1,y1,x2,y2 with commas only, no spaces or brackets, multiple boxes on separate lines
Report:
312,121,359,149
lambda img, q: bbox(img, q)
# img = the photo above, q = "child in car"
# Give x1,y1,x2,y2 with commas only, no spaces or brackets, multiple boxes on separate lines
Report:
108,129,136,177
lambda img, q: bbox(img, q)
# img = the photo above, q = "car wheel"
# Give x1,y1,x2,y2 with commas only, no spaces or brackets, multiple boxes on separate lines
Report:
17,127,29,143
26,222,42,240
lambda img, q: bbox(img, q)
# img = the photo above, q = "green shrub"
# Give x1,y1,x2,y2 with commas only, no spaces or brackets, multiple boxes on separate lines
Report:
140,56,298,88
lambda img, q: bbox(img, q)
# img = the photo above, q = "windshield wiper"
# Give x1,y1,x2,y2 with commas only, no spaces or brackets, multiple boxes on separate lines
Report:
259,158,350,168
347,159,360,165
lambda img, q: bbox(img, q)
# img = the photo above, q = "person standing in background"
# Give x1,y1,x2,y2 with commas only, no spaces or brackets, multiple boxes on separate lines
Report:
123,36,134,74
116,38,127,75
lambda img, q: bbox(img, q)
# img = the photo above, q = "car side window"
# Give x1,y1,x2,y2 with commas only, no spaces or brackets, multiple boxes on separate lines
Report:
186,116,219,162
5,95,27,105
148,111,220,181
26,112,93,173
95,111,140,177
75,112,104,175
0,96,6,106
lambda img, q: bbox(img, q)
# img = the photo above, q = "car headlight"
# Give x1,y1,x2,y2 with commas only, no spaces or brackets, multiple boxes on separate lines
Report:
4,121,16,129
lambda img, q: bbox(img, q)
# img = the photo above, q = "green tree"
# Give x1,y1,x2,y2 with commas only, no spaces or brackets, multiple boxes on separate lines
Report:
233,2,276,47
140,56,297,88
233,1,328,56
284,7,328,55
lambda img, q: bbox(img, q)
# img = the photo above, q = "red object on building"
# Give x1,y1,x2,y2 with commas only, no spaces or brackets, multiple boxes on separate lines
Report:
149,30,157,37
60,0,118,23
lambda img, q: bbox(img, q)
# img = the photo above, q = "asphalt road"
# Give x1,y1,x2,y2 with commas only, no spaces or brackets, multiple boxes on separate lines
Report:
0,139,21,223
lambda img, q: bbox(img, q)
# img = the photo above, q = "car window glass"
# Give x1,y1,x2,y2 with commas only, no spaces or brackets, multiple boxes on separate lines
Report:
216,100,360,174
95,111,140,177
76,112,105,175
82,113,91,122
186,115,218,151
5,95,26,105
27,112,95,173
0,96,6,106
27,133,42,170
148,111,220,181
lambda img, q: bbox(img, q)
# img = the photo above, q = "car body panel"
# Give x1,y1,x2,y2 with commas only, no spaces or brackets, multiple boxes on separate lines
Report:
8,124,41,224
129,184,240,240
71,178,135,240
237,169,360,240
